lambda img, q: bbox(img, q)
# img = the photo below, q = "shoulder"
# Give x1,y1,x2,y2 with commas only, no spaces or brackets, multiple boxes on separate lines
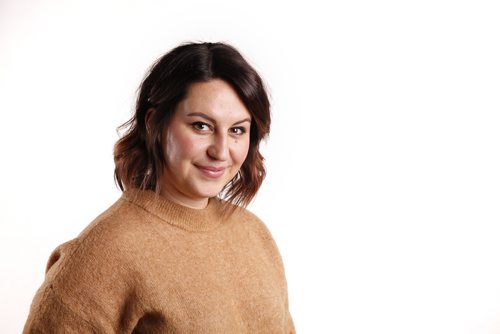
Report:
230,204,274,239
225,204,286,264
45,196,156,282
26,196,153,332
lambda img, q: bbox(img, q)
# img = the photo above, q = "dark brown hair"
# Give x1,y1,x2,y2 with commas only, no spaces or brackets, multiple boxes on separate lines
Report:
114,42,271,209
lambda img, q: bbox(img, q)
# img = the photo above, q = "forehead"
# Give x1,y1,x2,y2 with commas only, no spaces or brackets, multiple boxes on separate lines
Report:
178,79,251,120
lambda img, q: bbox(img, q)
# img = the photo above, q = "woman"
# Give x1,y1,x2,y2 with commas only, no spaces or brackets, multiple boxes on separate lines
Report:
24,42,295,333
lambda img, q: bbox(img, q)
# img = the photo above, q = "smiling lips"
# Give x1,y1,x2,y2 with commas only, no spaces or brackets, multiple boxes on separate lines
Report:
196,165,226,178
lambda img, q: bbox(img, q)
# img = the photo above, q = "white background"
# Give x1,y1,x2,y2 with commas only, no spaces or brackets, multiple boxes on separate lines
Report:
1,0,499,333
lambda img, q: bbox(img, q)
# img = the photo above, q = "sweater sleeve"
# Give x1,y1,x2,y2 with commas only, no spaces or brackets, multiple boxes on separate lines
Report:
23,227,144,333
244,212,297,334
23,284,107,333
286,298,296,334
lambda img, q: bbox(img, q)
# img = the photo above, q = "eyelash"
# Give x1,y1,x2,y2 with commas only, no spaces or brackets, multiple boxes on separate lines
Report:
230,127,247,135
191,122,247,135
192,122,212,132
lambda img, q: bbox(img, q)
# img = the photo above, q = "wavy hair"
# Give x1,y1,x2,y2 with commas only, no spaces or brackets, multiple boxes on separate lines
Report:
114,42,271,210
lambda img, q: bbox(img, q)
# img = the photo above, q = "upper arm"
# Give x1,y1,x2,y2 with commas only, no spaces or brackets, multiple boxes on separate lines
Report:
24,230,143,333
23,284,106,333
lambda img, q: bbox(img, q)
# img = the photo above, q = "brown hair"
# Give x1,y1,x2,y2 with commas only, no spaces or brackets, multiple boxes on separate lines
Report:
114,42,271,210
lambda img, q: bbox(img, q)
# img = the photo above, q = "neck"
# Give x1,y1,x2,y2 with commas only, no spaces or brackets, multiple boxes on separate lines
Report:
122,189,225,232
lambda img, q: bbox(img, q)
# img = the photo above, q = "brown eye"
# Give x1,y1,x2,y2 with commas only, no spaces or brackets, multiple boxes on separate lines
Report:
230,127,246,135
192,122,211,132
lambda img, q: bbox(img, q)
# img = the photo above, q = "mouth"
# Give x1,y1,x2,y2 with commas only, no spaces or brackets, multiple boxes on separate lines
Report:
196,165,226,179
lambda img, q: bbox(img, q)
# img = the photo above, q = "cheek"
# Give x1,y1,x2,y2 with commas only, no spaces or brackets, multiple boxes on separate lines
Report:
166,130,205,163
232,140,251,166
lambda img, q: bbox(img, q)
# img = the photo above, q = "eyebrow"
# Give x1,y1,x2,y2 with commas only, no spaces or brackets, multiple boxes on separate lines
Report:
186,112,251,126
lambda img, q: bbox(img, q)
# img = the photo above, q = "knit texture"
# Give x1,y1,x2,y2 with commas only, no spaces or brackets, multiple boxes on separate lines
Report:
23,189,295,333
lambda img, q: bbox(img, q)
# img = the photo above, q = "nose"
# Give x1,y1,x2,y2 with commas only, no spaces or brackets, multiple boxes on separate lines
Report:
207,132,229,161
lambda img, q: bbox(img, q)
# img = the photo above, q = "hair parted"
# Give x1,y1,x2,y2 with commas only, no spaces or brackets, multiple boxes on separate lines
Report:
113,42,271,210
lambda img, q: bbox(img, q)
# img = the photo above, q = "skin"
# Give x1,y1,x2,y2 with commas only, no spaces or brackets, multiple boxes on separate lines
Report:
155,79,252,209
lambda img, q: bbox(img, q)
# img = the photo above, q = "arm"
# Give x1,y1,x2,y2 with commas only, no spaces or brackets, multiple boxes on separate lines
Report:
286,300,296,334
23,284,107,334
23,234,141,333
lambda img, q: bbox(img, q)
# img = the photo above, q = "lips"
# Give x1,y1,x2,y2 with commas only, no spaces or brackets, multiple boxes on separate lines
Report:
196,165,226,178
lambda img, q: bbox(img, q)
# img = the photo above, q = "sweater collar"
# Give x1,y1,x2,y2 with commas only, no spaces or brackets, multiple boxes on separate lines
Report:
122,189,224,232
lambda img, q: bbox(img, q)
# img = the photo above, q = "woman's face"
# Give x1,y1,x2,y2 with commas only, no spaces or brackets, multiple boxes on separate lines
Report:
159,79,252,209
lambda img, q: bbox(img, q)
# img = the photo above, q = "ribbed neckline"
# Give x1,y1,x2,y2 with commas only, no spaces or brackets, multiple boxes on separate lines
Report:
122,189,224,232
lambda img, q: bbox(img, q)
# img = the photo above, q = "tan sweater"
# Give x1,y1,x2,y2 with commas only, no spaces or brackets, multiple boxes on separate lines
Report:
24,189,295,333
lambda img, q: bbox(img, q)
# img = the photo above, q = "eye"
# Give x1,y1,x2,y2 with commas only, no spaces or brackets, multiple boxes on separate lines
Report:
191,122,212,132
230,127,247,135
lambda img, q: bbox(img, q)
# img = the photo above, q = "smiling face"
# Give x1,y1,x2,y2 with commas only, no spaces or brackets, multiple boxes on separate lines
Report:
158,79,252,209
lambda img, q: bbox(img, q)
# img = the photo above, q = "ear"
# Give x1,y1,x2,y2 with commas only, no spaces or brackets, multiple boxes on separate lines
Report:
145,108,157,133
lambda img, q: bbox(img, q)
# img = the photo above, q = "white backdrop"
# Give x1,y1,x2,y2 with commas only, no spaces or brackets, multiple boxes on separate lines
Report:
1,0,500,333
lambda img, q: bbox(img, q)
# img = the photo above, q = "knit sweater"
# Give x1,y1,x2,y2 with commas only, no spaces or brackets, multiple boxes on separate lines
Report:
23,189,295,333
